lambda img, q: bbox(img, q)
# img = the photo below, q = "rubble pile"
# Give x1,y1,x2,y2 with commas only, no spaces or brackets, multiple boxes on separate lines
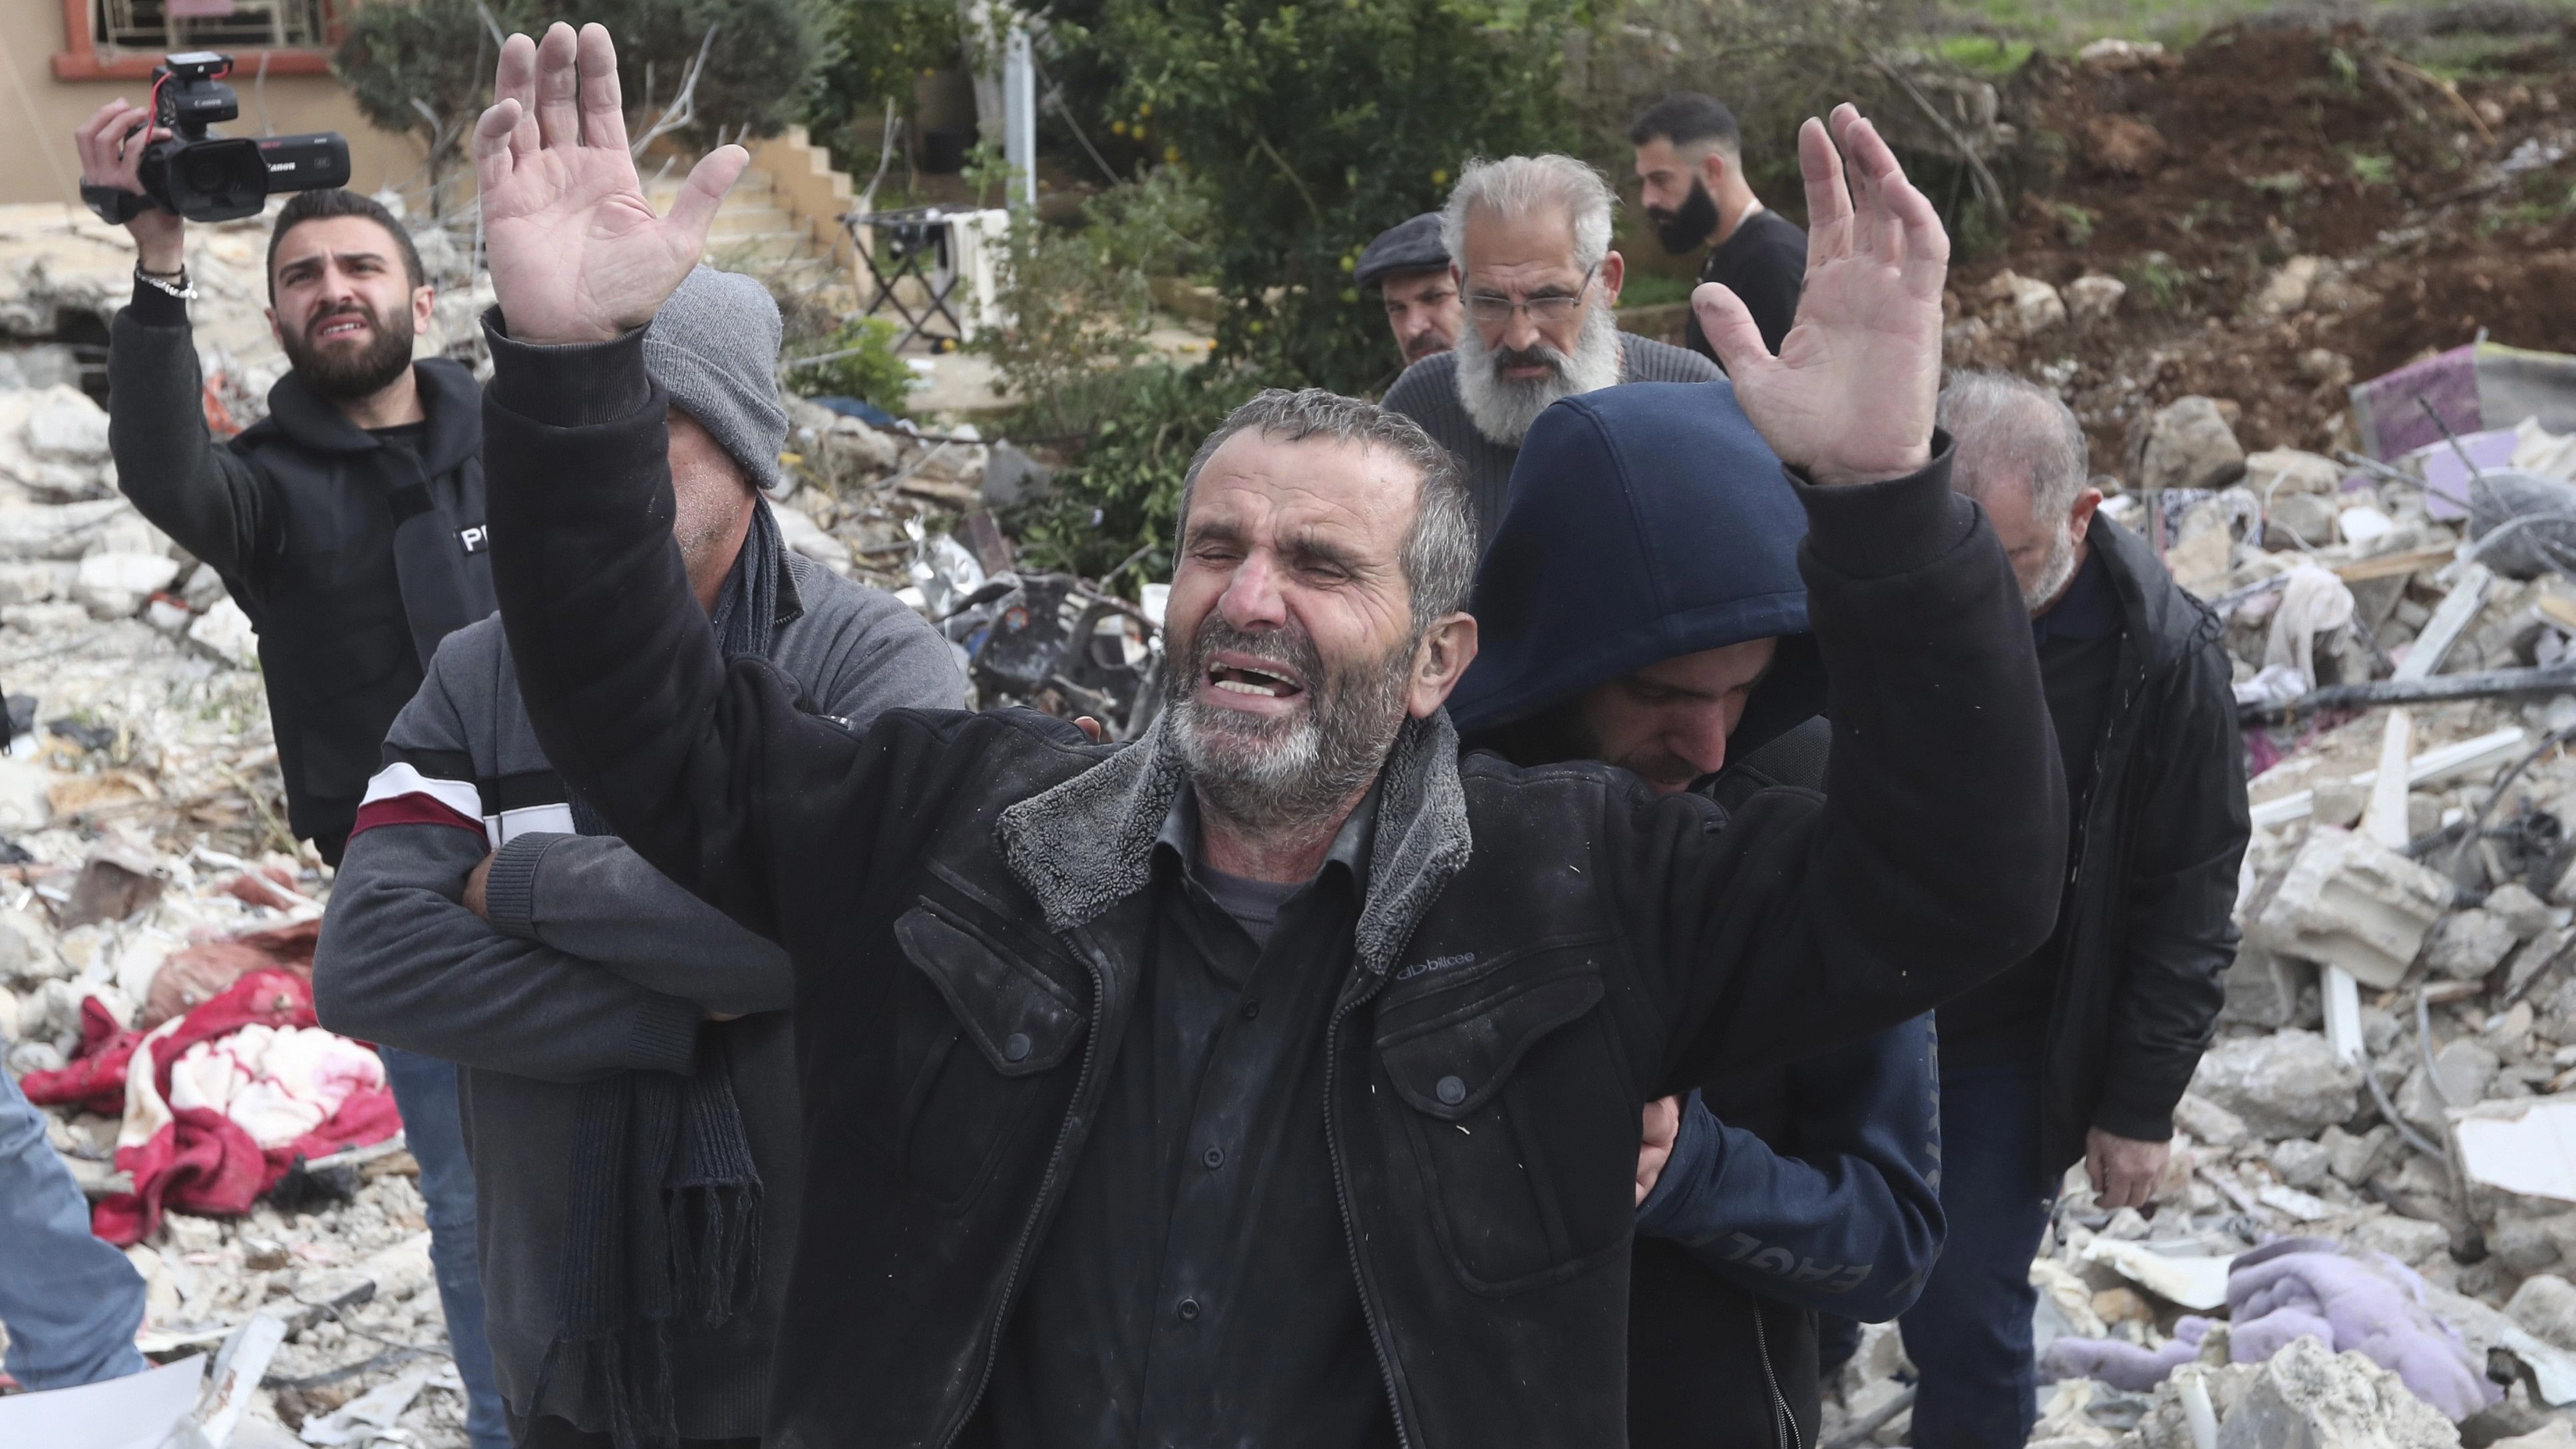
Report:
1940,24,2576,474
772,395,1167,733
1823,293,2576,1449
0,203,480,1444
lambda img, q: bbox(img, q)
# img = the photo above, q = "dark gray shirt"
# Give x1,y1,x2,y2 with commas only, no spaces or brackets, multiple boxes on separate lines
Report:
977,789,1396,1448
1380,332,1722,549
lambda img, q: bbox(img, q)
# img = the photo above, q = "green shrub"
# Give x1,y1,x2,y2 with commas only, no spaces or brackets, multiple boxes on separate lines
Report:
799,0,964,158
1004,362,1264,593
1073,0,1580,393
787,317,913,416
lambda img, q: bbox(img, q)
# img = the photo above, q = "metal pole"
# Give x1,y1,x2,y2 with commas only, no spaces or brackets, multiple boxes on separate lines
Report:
1005,21,1037,211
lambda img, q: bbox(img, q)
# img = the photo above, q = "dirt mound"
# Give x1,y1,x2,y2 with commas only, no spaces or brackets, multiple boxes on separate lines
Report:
1946,22,2576,472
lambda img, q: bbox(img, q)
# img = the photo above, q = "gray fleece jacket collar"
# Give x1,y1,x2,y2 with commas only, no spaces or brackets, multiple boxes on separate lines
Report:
996,710,1473,975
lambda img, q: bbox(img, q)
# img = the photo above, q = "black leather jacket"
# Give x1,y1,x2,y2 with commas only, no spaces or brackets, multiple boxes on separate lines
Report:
2030,517,2251,1172
480,317,2066,1448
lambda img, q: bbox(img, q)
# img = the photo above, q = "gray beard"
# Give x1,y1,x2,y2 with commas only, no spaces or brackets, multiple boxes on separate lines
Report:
1164,614,1415,835
1453,300,1622,447
2024,525,2078,615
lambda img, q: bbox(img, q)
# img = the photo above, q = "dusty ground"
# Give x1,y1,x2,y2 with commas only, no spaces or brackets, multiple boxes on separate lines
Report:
1938,21,2576,473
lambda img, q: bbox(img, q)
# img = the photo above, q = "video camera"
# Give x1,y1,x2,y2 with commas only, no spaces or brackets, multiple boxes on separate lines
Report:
82,53,350,226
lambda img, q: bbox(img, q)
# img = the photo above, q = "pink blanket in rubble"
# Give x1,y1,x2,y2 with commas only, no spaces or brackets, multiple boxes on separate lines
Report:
21,968,401,1244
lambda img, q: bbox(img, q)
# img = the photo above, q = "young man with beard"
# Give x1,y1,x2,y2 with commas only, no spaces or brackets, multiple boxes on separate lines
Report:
1632,93,1808,363
1354,212,1463,373
315,267,964,1449
1381,153,1718,547
1897,371,2249,1449
470,25,2062,1445
78,106,509,1449
1453,380,1942,1449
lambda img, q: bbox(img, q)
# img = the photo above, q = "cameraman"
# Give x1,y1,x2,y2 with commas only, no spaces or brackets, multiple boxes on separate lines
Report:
76,99,509,1449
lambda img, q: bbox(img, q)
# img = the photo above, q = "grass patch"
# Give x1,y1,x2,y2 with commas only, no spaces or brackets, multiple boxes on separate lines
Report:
1618,272,1700,308
2049,200,2098,248
2120,250,2191,311
2348,150,2399,187
1934,34,2035,75
1930,0,2576,53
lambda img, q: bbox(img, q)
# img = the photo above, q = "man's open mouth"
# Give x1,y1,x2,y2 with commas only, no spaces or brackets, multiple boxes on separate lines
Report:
1208,661,1303,699
313,313,371,341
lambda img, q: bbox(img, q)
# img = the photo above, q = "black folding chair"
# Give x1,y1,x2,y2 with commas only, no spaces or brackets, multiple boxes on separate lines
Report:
846,205,972,349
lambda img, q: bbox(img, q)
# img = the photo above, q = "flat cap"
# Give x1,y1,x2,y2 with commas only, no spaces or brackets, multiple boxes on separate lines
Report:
1354,212,1450,290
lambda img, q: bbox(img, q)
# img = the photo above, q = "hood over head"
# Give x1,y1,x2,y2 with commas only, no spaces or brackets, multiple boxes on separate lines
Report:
1449,379,1823,763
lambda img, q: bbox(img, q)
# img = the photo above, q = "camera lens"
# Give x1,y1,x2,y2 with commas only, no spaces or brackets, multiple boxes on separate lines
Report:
180,149,234,196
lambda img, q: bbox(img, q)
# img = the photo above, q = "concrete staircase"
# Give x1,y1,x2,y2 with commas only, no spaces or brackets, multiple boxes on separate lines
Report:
646,144,847,300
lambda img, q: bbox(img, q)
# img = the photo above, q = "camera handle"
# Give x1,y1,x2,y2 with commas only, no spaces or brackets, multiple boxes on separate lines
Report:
81,183,160,226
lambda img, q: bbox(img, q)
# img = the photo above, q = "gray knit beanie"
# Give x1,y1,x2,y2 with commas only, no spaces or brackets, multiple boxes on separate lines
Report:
644,266,787,491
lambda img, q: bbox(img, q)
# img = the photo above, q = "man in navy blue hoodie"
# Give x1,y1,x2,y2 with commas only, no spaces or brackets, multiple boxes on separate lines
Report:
1452,380,1944,1449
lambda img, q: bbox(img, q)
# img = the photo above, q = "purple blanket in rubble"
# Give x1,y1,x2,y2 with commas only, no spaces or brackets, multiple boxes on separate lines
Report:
2041,1236,2502,1422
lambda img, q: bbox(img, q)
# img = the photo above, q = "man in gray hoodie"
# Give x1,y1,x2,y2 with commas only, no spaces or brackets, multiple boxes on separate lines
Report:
313,266,963,1448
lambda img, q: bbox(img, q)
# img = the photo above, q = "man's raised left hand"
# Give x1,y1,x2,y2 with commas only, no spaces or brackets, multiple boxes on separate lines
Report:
1693,104,1948,489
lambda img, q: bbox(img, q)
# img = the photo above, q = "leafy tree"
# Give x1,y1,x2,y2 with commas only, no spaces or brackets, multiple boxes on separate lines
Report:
1075,0,1582,393
335,0,536,216
567,0,819,147
336,0,815,204
799,0,964,161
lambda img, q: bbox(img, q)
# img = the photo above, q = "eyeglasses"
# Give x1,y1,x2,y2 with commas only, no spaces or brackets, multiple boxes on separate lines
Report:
1465,265,1596,326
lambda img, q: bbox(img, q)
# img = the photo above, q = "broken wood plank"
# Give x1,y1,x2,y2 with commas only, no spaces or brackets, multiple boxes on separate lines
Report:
2334,546,2466,584
2320,710,2420,1063
2247,725,2528,828
2395,562,2493,682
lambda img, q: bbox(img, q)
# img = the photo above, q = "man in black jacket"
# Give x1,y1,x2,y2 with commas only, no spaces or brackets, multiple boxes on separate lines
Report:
76,105,506,1449
469,25,2062,1446
1452,380,1943,1449
1898,371,2250,1449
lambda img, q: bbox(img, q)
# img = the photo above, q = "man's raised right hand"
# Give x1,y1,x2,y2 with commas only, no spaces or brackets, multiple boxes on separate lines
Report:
73,99,184,272
472,22,746,345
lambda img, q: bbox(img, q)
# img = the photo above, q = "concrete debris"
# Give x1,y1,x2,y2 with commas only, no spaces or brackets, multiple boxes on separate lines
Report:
2511,1275,2576,1354
2425,907,2520,980
1987,269,2070,336
2191,1030,2363,1138
2213,1337,2461,1448
2396,1038,2501,1138
2253,257,2331,320
2245,827,2455,990
2133,395,2249,493
2066,273,2129,325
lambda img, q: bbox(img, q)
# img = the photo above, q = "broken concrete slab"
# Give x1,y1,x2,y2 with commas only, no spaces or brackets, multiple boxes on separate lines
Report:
2178,1090,2254,1150
2191,1028,2364,1139
2426,908,2520,980
2248,448,2349,497
71,550,180,620
2398,1038,2501,1138
2355,1213,2454,1268
2274,1137,2333,1190
2326,1123,2400,1186
2080,1237,2235,1311
2487,884,2557,942
2456,1097,2576,1203
2216,1335,2462,1446
2511,1275,2576,1354
2135,395,2249,493
2223,944,2308,1029
2247,827,2457,990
